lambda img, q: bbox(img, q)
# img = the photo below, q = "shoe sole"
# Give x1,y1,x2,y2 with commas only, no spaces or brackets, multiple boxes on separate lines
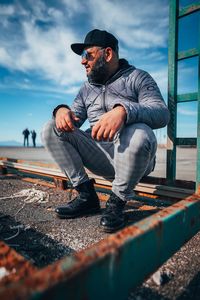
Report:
101,221,126,233
56,207,101,219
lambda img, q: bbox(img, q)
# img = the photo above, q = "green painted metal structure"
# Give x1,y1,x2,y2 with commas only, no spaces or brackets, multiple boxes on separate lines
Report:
167,0,200,190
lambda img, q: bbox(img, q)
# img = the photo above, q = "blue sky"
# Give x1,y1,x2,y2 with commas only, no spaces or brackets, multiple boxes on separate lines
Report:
0,0,198,145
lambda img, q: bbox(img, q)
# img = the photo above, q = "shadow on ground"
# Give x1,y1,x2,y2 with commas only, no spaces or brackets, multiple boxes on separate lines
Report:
0,212,73,268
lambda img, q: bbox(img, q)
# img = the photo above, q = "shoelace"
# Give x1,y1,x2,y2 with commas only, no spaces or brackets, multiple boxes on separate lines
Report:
67,195,82,207
105,201,123,214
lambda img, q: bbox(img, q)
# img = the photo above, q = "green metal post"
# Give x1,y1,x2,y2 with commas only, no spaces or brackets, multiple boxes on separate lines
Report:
167,1,200,186
167,0,179,183
196,32,200,193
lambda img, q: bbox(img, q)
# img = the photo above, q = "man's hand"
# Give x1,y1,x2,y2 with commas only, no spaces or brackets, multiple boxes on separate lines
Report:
92,105,126,141
55,107,79,132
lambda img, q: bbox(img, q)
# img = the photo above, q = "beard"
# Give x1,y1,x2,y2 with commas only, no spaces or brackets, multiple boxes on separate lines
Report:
87,54,109,84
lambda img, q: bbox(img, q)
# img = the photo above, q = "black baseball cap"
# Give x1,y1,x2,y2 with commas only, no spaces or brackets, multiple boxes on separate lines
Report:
71,29,118,55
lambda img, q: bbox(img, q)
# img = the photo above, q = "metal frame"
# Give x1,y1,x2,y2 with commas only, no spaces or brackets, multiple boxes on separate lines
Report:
167,0,200,190
0,158,194,200
0,190,200,300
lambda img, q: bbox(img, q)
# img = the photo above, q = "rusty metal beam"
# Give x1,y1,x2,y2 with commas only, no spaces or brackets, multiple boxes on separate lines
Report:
0,242,37,289
0,157,195,187
178,48,199,60
0,193,199,300
0,159,194,200
179,2,200,18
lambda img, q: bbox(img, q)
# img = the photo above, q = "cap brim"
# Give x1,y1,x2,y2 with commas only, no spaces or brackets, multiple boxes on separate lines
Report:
71,43,92,55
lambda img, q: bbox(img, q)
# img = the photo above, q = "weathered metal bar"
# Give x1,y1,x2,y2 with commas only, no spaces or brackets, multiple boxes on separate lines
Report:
178,48,199,60
0,159,194,199
0,194,199,300
177,92,197,102
0,160,65,178
176,137,197,146
0,165,7,175
0,157,195,188
196,30,200,193
0,242,36,289
179,2,200,18
95,181,192,201
167,0,179,183
22,177,56,188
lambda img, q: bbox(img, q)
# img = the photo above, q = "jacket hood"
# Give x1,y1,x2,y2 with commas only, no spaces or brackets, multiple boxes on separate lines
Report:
118,58,132,69
108,59,134,83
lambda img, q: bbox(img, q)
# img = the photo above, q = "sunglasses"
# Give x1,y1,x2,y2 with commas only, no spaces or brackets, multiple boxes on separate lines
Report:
81,48,104,60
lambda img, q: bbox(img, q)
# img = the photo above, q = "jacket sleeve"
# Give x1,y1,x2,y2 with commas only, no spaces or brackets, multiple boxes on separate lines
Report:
52,85,87,128
70,86,87,128
114,69,170,129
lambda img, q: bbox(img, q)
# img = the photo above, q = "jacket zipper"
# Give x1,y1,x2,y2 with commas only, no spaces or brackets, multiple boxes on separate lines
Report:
102,85,107,112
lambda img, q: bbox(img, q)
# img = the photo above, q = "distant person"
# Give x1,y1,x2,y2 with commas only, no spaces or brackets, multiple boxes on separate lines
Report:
31,130,37,147
22,128,30,147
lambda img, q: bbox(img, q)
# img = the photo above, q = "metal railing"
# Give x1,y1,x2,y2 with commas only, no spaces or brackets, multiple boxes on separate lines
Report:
167,0,200,190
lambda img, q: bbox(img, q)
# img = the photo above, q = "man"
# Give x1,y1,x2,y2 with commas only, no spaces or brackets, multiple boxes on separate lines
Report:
31,130,37,147
42,29,170,233
22,128,30,147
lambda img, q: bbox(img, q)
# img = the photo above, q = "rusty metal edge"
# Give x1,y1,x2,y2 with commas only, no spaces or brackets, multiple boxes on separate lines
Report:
0,242,37,288
0,193,199,300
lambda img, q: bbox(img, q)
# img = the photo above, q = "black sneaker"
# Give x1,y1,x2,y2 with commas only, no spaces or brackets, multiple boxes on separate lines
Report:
100,192,126,233
55,179,100,218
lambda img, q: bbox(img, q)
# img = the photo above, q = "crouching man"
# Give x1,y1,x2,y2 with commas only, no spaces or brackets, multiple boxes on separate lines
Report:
42,29,170,233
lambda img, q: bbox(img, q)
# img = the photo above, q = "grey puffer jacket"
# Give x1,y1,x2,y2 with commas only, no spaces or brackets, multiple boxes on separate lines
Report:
58,59,170,129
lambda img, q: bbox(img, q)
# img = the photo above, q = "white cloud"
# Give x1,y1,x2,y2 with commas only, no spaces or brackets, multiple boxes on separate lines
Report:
0,4,15,16
65,85,80,94
149,67,168,94
0,0,169,94
0,47,11,64
0,76,80,97
88,0,168,49
144,51,166,61
47,7,64,21
21,22,83,84
27,0,47,20
178,63,198,94
178,108,197,116
0,22,85,86
0,0,86,87
61,0,86,16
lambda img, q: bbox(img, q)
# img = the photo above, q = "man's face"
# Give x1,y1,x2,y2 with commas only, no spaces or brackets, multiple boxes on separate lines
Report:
81,46,104,74
81,46,109,83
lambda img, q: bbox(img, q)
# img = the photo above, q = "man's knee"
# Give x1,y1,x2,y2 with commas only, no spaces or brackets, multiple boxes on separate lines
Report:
41,120,56,145
119,123,157,154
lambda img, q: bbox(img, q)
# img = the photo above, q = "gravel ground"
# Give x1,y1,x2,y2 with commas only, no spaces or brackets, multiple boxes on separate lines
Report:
0,177,108,267
0,177,200,299
129,234,200,300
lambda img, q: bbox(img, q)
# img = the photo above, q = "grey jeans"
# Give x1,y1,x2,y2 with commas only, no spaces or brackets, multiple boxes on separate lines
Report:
41,120,157,201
